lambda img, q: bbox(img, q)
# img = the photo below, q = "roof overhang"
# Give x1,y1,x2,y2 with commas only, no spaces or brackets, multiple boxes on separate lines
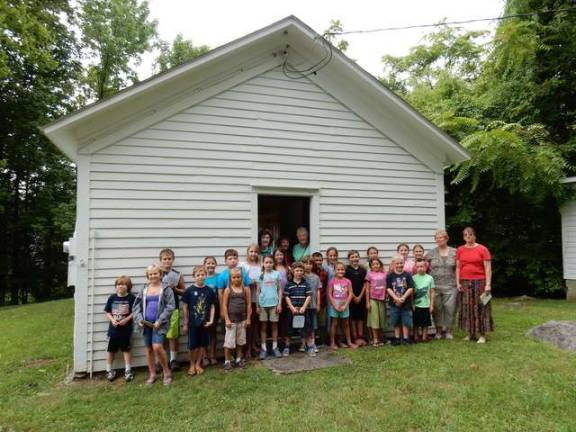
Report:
42,15,469,168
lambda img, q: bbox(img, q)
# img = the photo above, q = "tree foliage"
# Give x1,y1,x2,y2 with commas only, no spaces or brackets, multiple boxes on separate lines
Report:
380,1,576,296
78,0,157,100
154,33,209,73
0,0,80,304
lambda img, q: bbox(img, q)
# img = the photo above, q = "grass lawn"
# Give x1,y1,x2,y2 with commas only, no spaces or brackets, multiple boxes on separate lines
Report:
1,298,575,431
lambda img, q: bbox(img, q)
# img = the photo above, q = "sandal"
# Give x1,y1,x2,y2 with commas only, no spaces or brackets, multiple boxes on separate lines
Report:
187,368,196,377
145,375,157,385
163,375,172,386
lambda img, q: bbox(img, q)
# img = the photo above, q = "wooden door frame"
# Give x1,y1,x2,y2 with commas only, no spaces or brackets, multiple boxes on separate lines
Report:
250,185,320,253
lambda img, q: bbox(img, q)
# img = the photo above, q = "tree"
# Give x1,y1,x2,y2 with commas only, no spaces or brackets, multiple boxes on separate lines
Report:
323,19,349,52
78,0,157,100
154,33,209,73
0,0,80,304
380,14,574,296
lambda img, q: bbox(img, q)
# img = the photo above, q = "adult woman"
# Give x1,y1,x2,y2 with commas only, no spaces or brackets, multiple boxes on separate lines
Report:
258,229,274,257
292,227,311,262
456,227,494,343
425,230,457,340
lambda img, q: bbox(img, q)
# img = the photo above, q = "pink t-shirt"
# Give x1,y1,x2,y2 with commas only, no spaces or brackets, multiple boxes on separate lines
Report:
403,259,415,274
365,271,387,301
456,244,492,280
329,277,352,306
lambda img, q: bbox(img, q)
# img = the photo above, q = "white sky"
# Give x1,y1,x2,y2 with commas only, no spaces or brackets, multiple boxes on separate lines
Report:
139,0,505,79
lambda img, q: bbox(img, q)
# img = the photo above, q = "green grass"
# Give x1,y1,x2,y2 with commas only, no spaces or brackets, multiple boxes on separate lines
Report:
1,298,575,431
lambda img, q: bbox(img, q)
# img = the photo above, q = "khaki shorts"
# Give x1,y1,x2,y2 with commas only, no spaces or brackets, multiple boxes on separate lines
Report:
259,306,279,322
224,321,246,349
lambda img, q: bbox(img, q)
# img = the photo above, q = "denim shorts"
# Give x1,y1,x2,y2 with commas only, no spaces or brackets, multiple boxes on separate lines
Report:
143,326,166,346
389,305,413,328
328,304,349,319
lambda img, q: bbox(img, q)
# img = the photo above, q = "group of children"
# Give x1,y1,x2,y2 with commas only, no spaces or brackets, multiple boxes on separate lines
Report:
104,243,436,385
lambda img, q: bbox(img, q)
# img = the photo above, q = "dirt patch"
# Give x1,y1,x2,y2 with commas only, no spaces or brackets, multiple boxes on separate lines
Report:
527,320,576,352
22,357,54,368
262,350,352,375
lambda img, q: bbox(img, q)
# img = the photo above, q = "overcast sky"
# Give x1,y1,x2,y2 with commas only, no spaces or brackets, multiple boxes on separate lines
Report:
140,0,505,79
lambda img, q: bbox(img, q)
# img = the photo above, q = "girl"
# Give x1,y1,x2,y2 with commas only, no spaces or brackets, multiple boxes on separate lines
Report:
366,246,379,264
397,243,415,274
328,262,357,350
259,229,274,256
365,259,387,346
257,255,283,359
204,256,220,365
274,248,291,345
413,244,429,272
241,244,262,359
133,264,175,385
222,268,251,371
345,250,367,346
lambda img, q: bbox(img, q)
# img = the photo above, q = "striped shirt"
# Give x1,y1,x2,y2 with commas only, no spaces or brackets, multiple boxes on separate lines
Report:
284,279,311,308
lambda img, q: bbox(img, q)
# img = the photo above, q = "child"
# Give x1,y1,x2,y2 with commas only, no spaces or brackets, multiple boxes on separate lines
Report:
222,267,251,371
328,262,357,350
204,256,220,365
365,259,387,346
324,247,339,283
104,276,136,381
413,244,429,272
159,248,186,370
345,250,367,346
302,256,321,356
366,246,379,264
257,255,283,359
312,252,329,345
274,248,290,346
133,264,176,385
396,243,415,274
217,249,251,298
412,260,435,342
259,229,274,256
283,262,312,356
182,266,216,376
241,244,262,359
386,255,415,345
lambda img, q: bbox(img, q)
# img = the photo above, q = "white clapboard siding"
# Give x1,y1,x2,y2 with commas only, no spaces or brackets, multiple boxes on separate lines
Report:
82,67,443,373
561,201,576,279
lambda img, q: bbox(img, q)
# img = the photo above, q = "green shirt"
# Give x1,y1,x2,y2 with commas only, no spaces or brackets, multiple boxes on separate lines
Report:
292,243,310,262
412,273,435,308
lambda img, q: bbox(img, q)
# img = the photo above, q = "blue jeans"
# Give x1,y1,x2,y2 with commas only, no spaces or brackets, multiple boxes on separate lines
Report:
143,327,165,346
389,304,413,329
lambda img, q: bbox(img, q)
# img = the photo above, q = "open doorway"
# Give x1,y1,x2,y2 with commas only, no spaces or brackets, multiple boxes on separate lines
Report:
258,195,310,250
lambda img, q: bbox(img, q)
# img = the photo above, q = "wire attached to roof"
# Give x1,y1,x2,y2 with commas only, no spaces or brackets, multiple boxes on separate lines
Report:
325,7,576,35
281,37,333,79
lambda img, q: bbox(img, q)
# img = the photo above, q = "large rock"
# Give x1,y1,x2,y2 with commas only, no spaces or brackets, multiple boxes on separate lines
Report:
527,321,576,352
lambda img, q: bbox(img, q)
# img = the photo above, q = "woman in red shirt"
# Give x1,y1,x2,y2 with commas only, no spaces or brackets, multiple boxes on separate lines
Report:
456,227,494,343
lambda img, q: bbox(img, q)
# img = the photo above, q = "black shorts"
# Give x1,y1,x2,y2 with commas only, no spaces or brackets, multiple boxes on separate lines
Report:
349,300,367,321
413,307,432,327
188,325,210,350
107,334,131,353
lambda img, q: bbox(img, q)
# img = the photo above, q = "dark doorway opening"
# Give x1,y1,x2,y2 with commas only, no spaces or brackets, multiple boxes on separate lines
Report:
258,195,310,250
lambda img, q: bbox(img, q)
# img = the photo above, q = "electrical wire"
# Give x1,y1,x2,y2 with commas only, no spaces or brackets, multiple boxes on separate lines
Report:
326,7,576,35
282,36,333,79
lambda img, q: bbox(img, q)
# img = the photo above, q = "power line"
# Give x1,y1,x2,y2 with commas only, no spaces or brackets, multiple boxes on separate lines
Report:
326,7,576,35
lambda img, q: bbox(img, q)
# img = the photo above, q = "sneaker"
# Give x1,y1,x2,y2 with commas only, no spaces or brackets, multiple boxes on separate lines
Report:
477,336,486,344
124,369,134,382
259,350,267,360
223,362,233,372
401,338,411,345
236,359,246,369
272,347,282,358
445,332,454,340
105,369,116,381
463,335,471,341
391,338,401,346
299,343,306,352
282,347,290,357
307,347,317,357
434,333,443,340
169,359,179,371
313,344,319,353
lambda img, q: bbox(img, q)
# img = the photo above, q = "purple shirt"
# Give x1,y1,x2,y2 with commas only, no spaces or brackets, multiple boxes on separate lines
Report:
145,295,160,322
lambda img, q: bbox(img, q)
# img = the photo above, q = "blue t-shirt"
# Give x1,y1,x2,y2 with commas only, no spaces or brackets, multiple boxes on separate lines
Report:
181,285,216,327
104,293,135,337
258,270,282,307
217,267,251,290
205,274,220,294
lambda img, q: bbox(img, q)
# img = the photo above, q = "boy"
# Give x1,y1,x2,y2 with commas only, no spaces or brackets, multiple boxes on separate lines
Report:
160,248,186,370
104,276,136,381
302,256,321,356
217,249,252,303
283,262,312,356
386,255,415,345
412,259,435,342
181,266,216,376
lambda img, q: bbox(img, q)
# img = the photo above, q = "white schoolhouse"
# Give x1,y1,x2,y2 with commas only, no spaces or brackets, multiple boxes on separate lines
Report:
42,16,469,374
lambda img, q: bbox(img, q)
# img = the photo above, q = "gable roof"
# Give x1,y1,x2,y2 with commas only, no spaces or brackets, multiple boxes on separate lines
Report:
41,15,468,170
